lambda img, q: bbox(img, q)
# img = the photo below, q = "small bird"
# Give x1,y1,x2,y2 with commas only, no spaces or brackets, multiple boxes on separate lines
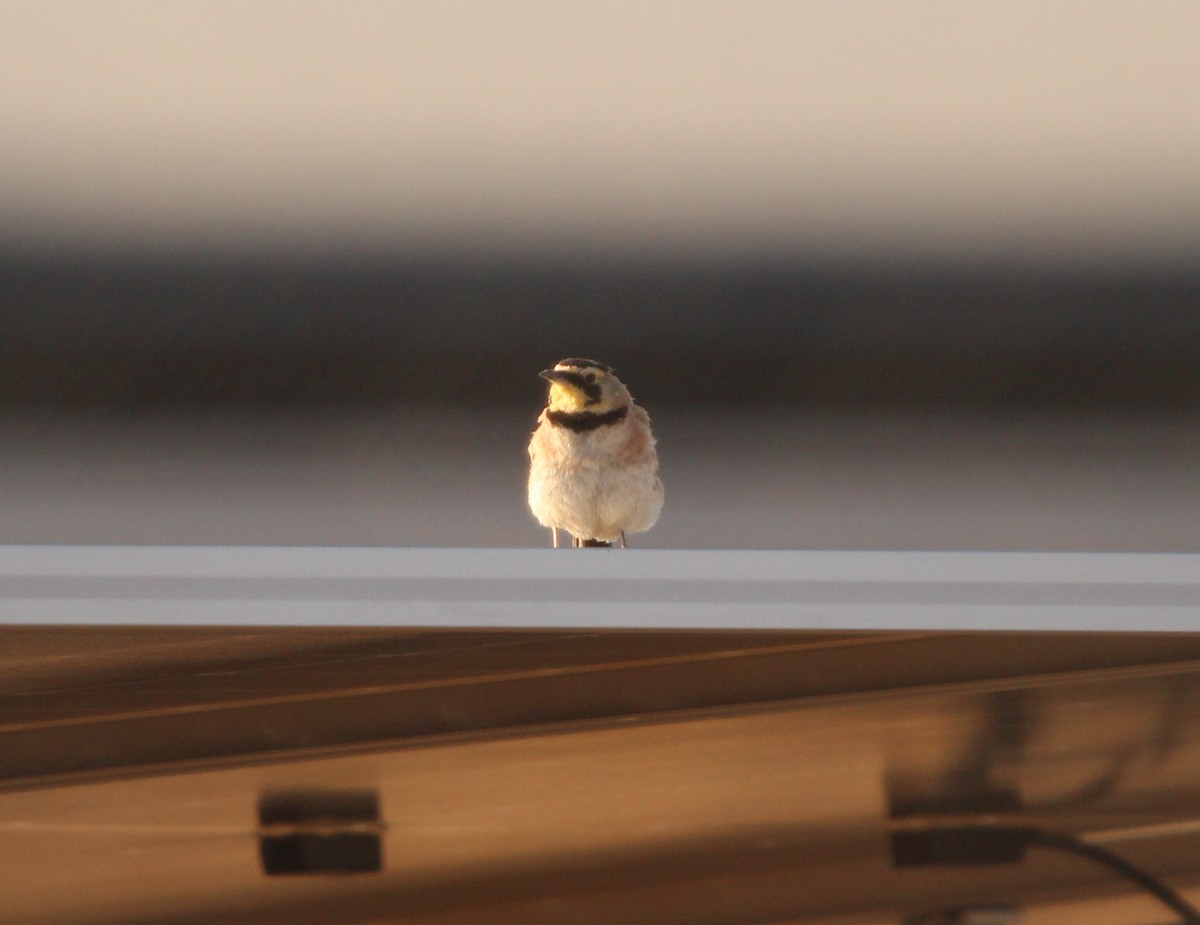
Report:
528,358,663,548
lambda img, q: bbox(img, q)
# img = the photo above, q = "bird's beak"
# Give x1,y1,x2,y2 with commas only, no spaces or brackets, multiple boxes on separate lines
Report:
539,368,569,384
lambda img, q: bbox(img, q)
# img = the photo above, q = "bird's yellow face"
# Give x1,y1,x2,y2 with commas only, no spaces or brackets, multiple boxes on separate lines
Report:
540,359,625,414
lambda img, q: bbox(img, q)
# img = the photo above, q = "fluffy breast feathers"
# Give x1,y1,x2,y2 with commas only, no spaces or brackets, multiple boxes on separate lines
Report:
527,403,663,542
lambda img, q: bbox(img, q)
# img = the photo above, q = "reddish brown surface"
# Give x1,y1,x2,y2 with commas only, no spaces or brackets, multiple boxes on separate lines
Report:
3,628,1200,923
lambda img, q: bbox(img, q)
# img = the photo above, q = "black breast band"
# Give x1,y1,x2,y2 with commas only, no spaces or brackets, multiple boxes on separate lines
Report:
547,406,629,432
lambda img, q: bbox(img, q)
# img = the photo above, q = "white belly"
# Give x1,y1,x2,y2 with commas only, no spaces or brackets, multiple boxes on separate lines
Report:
528,433,662,542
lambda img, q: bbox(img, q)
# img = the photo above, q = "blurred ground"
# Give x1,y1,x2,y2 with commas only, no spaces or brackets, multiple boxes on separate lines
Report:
4,258,1200,409
3,408,1197,551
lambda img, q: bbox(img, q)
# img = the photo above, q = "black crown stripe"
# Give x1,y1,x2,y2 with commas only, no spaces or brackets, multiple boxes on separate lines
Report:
556,358,611,372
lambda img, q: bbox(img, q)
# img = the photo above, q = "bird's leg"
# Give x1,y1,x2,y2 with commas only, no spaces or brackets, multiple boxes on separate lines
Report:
619,531,627,548
551,527,559,548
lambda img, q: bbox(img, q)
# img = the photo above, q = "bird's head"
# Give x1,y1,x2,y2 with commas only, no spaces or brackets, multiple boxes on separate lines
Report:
539,358,629,413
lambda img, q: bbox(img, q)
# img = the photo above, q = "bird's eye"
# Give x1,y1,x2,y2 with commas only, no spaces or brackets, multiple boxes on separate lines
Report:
585,372,597,383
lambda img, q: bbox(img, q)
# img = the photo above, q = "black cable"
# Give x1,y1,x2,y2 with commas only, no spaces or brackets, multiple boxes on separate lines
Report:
1027,828,1200,925
892,824,1200,924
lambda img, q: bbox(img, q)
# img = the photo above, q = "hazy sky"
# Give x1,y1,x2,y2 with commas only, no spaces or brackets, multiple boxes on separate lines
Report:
2,1,1198,263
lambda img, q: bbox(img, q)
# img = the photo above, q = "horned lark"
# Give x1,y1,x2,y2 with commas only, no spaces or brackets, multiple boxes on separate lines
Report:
528,358,663,548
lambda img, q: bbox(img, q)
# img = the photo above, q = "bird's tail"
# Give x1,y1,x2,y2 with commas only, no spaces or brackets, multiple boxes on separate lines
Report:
575,538,613,548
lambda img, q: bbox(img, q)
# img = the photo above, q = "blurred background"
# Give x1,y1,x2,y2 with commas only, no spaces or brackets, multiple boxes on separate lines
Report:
2,1,1198,549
